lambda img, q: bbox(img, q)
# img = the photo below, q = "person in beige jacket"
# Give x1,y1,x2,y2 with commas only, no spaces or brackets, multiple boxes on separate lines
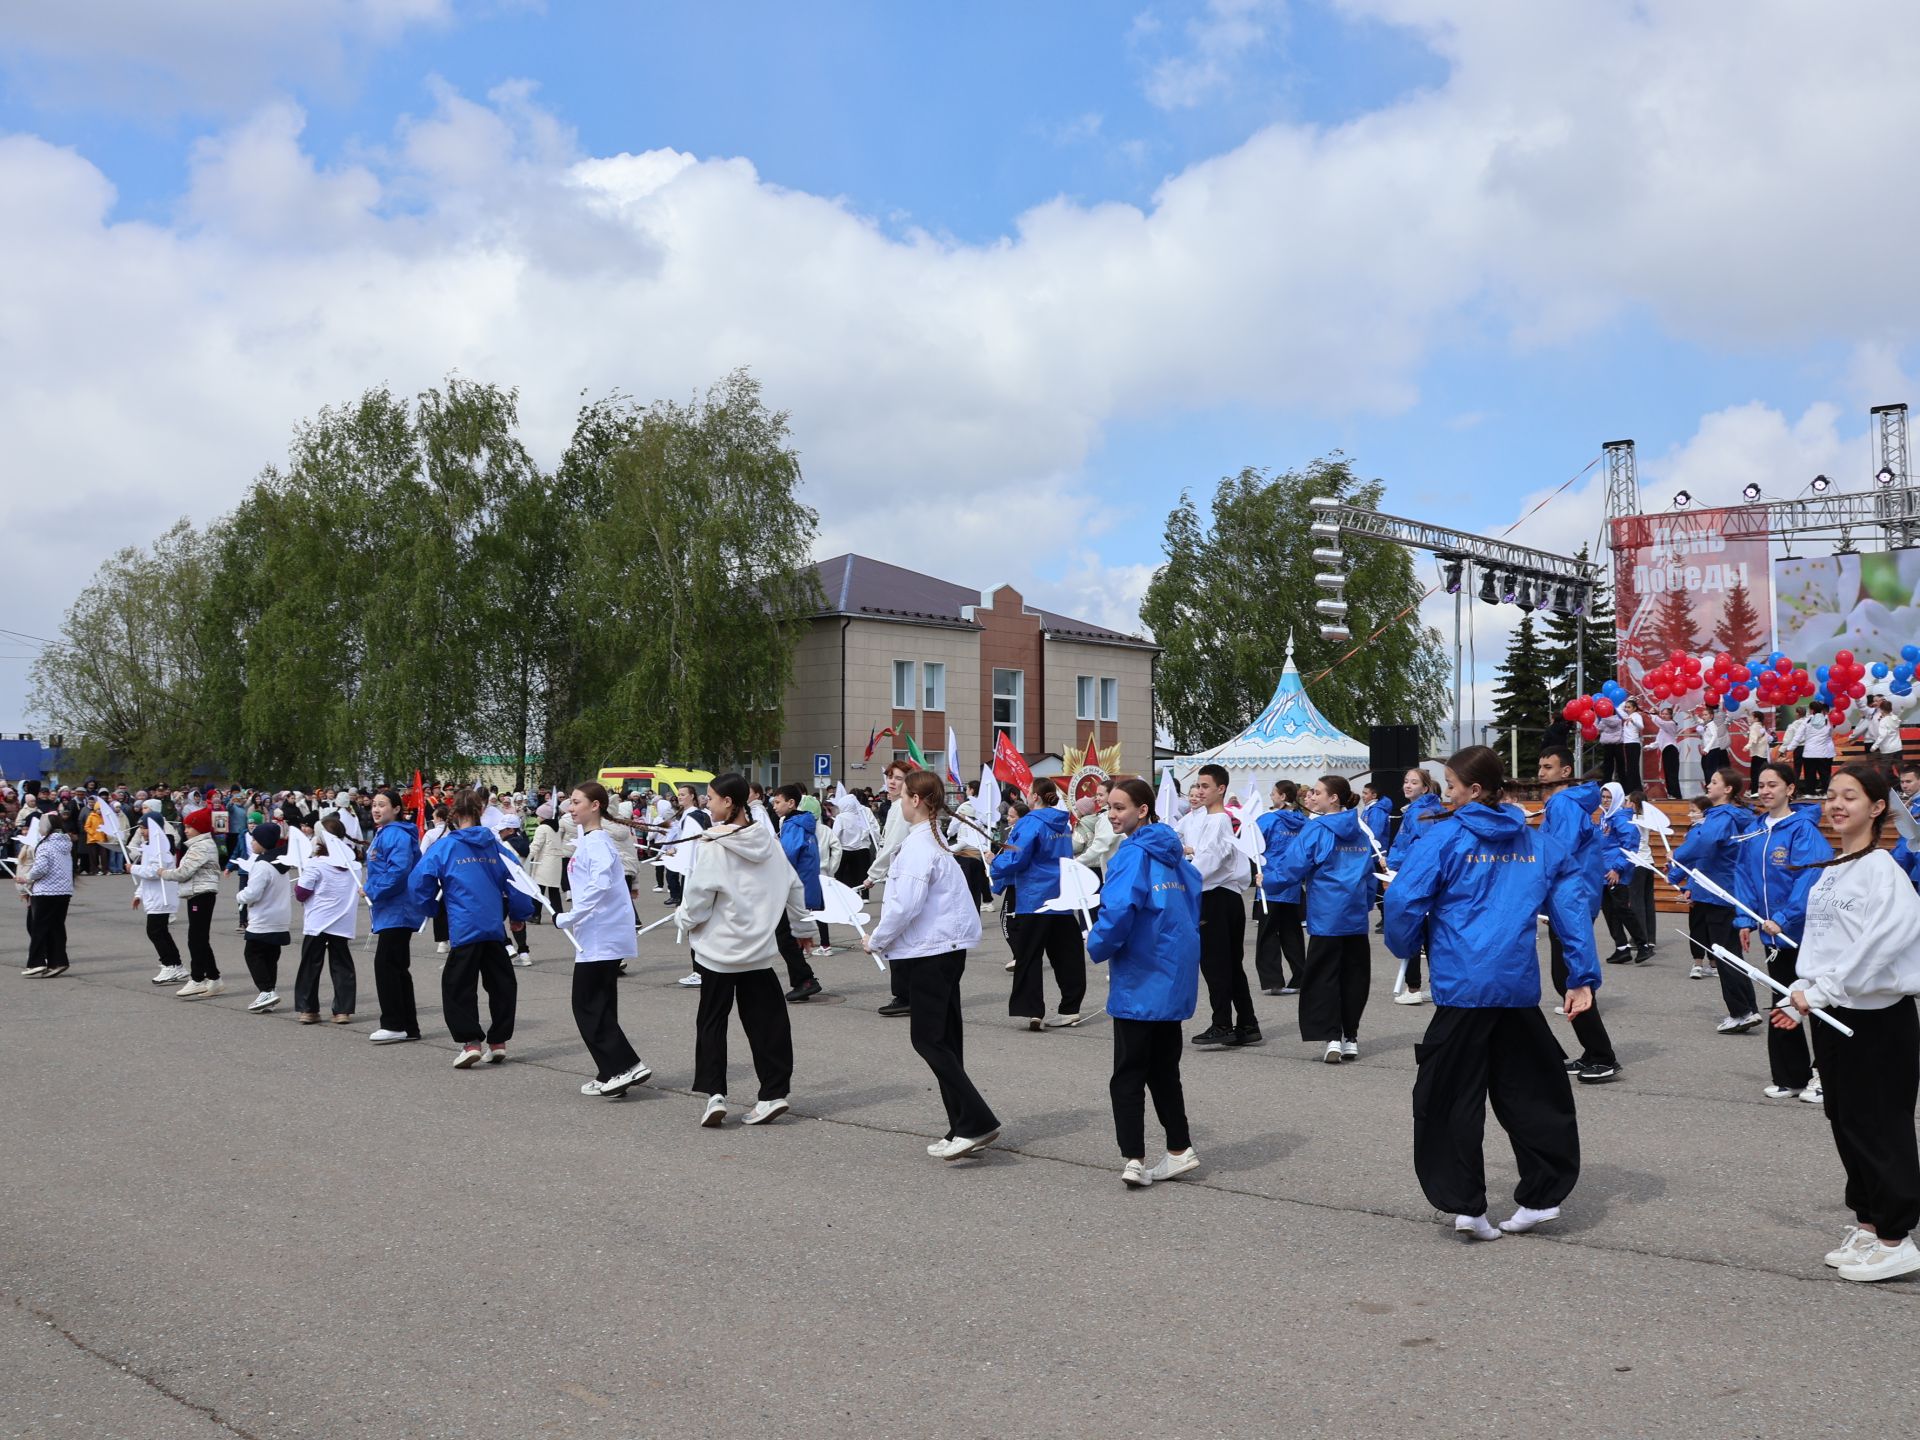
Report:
158,807,224,998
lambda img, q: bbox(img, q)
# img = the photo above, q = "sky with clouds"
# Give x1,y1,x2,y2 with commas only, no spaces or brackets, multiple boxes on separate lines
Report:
2,0,1916,738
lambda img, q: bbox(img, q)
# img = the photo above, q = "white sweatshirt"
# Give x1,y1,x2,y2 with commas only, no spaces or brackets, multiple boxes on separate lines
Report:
297,860,360,939
1876,711,1905,755
1795,850,1920,1010
674,821,811,972
1177,809,1246,894
557,828,637,963
867,823,984,960
1800,714,1835,759
237,859,294,935
129,830,178,915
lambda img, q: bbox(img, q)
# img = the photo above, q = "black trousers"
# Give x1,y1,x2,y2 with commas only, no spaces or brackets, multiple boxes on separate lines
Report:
243,933,288,992
573,960,642,1082
1761,948,1814,1090
956,854,990,908
1802,756,1833,794
1813,996,1920,1243
899,949,997,1138
1412,1005,1581,1217
27,895,70,969
145,911,182,967
1547,922,1617,1067
667,871,686,905
295,934,356,1016
442,939,515,1044
1197,888,1255,1030
185,892,220,980
1006,912,1087,1018
1297,932,1369,1042
1661,744,1681,798
1601,884,1648,951
1601,742,1625,787
836,848,872,890
1253,899,1304,991
431,906,448,945
692,961,792,1101
774,914,816,989
1111,1017,1192,1159
1631,870,1656,945
373,926,419,1037
1622,743,1642,790
1702,747,1730,786
1685,901,1753,1016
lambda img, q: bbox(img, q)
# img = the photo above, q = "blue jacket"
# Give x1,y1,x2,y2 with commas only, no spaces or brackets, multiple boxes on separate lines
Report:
1257,810,1307,902
1085,822,1202,1021
990,806,1074,913
1387,792,1445,870
1733,805,1831,941
1596,808,1641,888
406,822,535,948
778,809,824,910
1540,783,1602,911
1266,808,1373,936
365,819,426,932
1667,801,1749,901
1385,802,1599,1005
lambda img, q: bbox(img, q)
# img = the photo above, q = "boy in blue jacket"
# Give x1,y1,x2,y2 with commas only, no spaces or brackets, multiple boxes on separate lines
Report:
1536,748,1621,1083
365,787,427,1045
1254,784,1307,994
408,791,537,1067
770,784,823,999
1386,768,1445,1002
990,778,1087,1027
1385,745,1593,1240
1087,778,1204,1189
1668,768,1761,1031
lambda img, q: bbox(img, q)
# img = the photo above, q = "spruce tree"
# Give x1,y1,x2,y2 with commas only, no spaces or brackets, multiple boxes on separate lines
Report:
1492,614,1554,772
1714,578,1766,662
1541,544,1618,703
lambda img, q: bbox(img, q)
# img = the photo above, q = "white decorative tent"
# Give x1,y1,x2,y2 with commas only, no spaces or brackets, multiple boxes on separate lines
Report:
1169,645,1373,791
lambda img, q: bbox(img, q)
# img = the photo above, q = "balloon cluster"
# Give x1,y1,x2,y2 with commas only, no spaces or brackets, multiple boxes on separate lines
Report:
1560,678,1631,744
1639,649,1771,714
1746,651,1815,712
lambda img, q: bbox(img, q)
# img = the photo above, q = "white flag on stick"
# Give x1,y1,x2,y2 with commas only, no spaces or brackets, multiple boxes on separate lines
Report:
498,840,579,951
812,875,883,969
1040,857,1102,932
278,825,314,872
1157,769,1185,826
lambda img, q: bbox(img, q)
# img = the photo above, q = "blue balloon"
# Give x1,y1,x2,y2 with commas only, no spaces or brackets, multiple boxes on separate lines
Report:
1873,662,1891,679
1899,664,1915,683
1897,680,1914,696
1816,688,1832,704
1723,694,1741,711
1904,645,1920,664
1771,651,1787,665
1816,665,1831,682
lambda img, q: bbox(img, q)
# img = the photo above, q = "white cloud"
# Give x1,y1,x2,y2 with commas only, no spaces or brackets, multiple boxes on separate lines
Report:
1139,0,1287,111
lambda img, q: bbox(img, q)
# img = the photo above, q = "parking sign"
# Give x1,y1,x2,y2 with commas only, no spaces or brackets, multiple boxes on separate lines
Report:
814,753,832,777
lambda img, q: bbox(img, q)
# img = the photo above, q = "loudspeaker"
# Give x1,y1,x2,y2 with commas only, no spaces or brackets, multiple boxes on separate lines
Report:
1368,724,1421,800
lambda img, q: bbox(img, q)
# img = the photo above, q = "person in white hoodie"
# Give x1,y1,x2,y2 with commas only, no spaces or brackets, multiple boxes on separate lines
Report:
555,783,651,1098
1772,763,1920,1283
235,822,293,1013
861,762,915,1016
865,769,998,1159
130,805,186,984
675,773,813,1128
292,814,360,1025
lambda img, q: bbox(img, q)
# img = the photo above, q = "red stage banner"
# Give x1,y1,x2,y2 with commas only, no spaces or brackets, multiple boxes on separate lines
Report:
1611,504,1773,700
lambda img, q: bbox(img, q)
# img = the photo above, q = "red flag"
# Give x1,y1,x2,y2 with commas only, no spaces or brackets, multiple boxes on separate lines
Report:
862,725,897,764
405,769,427,840
992,731,1033,796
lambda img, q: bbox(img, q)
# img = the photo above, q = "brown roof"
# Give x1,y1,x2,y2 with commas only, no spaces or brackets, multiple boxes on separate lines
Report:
811,554,1155,649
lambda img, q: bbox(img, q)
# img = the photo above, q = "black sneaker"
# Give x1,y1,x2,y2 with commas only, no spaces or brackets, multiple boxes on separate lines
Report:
877,998,911,1017
1190,1025,1232,1048
1563,1056,1583,1072
1233,1024,1263,1046
1634,945,1655,964
1576,1059,1621,1084
1604,949,1633,965
785,978,822,1004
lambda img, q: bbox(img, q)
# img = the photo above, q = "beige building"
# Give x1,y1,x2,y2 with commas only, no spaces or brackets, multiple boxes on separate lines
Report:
769,555,1158,790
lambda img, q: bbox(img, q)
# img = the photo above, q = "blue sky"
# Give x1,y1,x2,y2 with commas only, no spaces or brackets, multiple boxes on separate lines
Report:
2,1,1915,733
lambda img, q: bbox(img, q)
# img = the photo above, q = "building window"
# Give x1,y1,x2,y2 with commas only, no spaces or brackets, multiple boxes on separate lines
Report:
1076,675,1095,721
992,668,1024,750
1099,677,1119,722
923,662,946,712
892,660,916,710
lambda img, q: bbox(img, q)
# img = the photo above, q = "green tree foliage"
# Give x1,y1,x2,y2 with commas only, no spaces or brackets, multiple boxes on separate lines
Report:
1491,614,1554,772
1542,544,1618,705
1139,456,1450,753
32,369,819,787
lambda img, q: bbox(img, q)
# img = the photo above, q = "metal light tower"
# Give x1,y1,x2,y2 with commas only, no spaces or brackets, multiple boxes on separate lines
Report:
1872,403,1916,549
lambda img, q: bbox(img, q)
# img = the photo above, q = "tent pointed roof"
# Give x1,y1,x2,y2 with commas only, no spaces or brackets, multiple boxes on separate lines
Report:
1171,641,1372,776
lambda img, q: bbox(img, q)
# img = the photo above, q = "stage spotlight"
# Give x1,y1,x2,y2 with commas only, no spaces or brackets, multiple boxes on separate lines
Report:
1671,490,1692,509
1515,578,1536,612
1549,582,1569,612
1478,569,1499,605
1499,572,1518,604
1741,482,1762,501
1878,466,1897,487
1441,556,1464,594
1570,583,1589,617
1811,474,1831,493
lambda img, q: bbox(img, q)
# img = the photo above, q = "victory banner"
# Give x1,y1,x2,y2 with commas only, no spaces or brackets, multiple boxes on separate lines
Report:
1612,505,1774,698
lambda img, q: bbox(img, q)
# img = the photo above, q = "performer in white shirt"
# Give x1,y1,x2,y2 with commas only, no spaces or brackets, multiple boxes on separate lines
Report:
555,783,651,1099
1175,764,1259,1049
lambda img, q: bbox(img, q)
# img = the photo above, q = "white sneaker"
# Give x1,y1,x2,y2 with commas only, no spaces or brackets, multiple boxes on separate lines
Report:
1149,1148,1200,1182
929,1129,998,1160
247,991,279,1013
1394,989,1428,1005
1763,1084,1800,1099
1045,1011,1086,1028
1004,958,1016,972
1121,1159,1153,1188
1688,964,1706,979
1717,1012,1763,1034
435,941,448,954
700,1095,728,1127
511,954,533,968
368,1028,412,1044
21,965,49,978
1498,1205,1560,1234
1553,1003,1566,1015
814,946,838,958
1800,1077,1825,1104
1324,1041,1343,1064
1839,1236,1920,1282
652,885,664,893
176,979,210,999
1454,1214,1502,1241
742,1098,790,1125
1825,1225,1880,1267
150,965,184,984
1340,1038,1359,1061
600,1062,651,1097
452,1045,484,1068
677,972,703,987
580,1079,608,1096
201,978,225,997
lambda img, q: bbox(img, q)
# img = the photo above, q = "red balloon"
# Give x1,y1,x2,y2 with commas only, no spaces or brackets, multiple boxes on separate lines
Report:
1732,664,1750,682
1731,685,1749,702
1774,656,1792,675
1593,698,1615,718
1850,682,1866,699
1650,684,1669,700
1580,724,1599,742
1684,656,1702,672
1792,669,1809,686
1670,650,1686,665
1836,649,1855,668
